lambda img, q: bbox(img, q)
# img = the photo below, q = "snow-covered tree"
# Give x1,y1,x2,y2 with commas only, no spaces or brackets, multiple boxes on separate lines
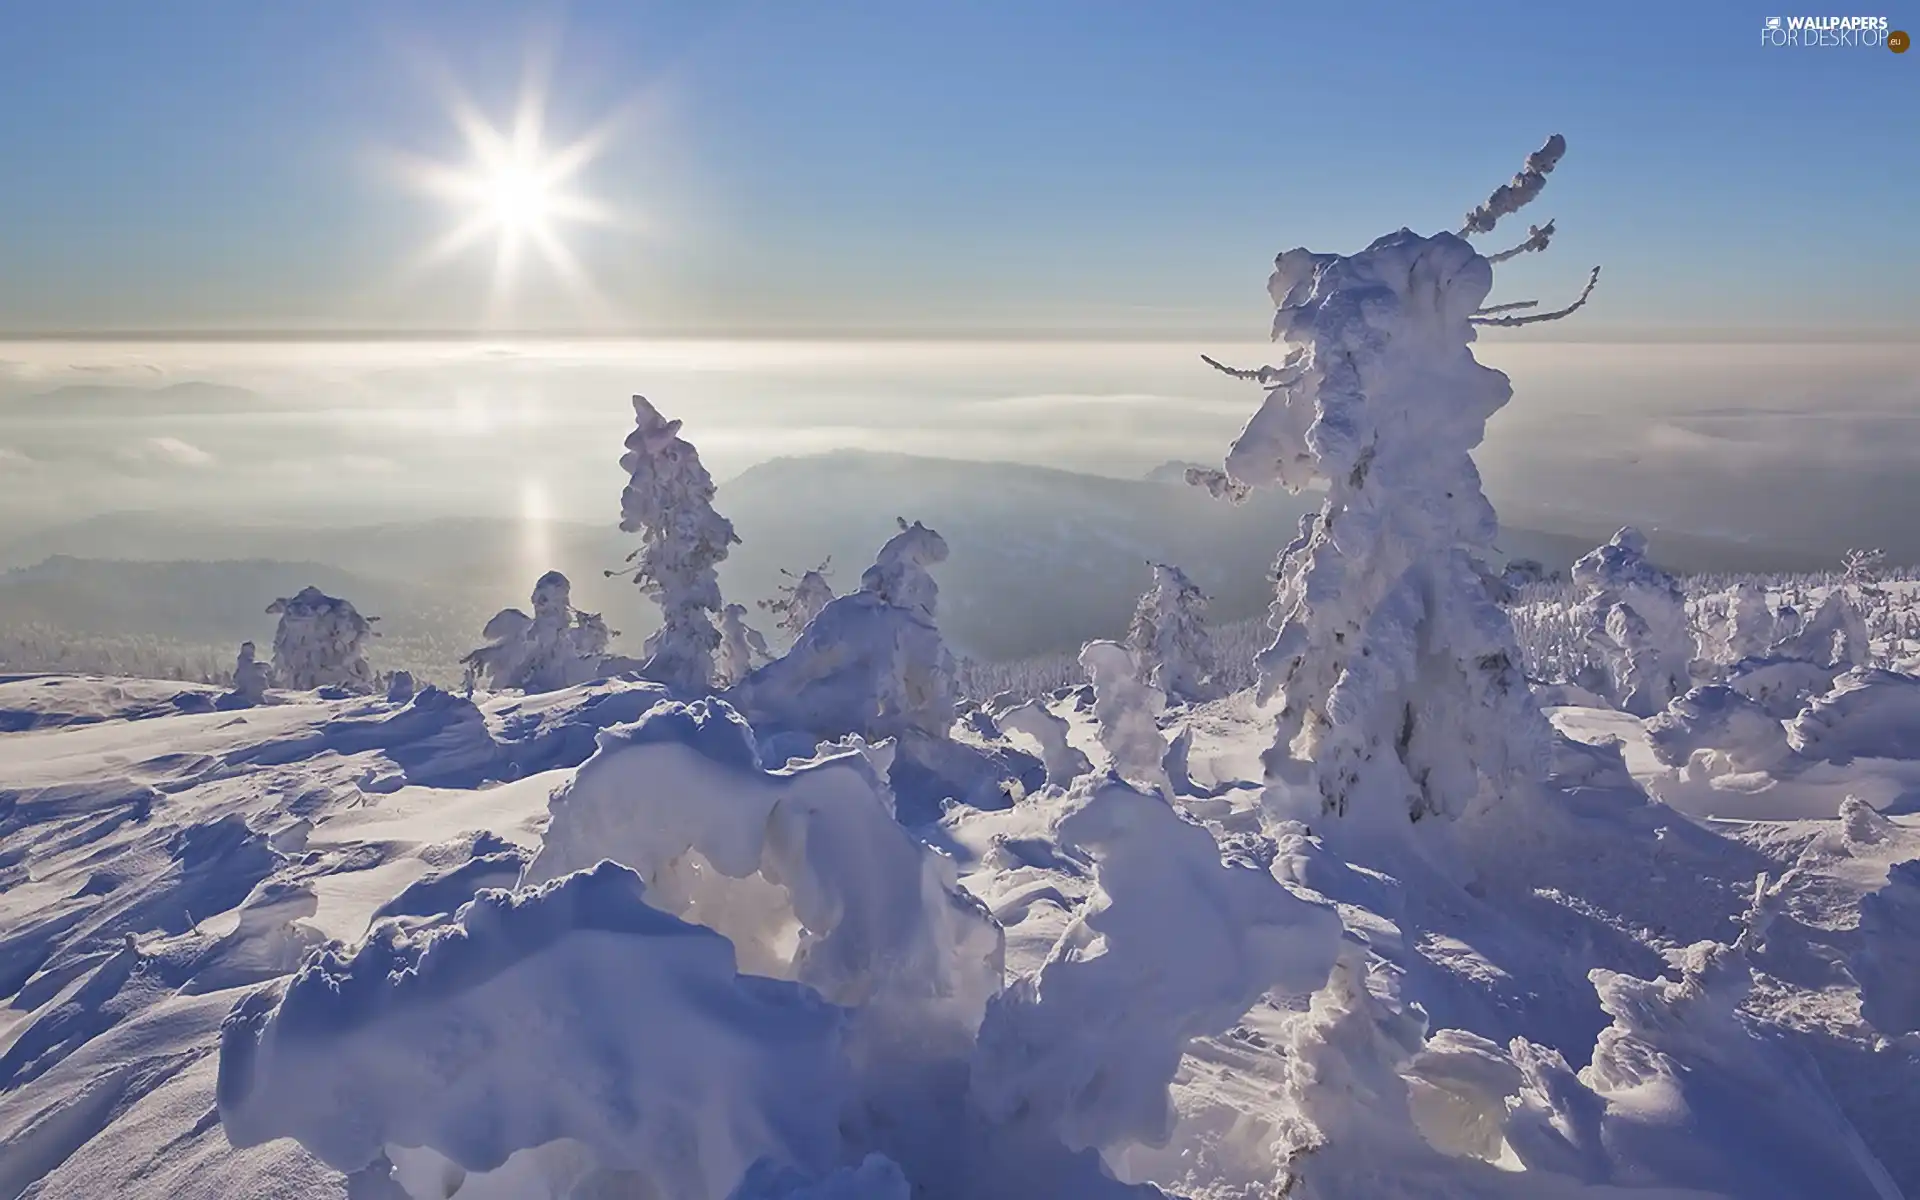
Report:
615,395,740,693
1723,580,1775,662
1079,639,1169,795
1774,587,1869,669
861,518,945,618
463,570,612,693
266,586,376,692
716,603,771,687
732,520,958,743
759,559,835,642
1191,136,1591,825
1125,562,1219,704
1572,527,1694,717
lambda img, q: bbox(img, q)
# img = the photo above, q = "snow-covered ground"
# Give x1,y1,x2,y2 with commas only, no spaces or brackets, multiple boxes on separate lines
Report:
2,662,1918,1198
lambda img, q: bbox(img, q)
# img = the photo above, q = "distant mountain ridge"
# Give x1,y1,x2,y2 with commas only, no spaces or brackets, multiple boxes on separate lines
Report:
0,450,1836,666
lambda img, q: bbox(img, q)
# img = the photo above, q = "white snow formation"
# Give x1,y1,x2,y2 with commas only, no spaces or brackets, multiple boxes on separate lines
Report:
1573,527,1695,717
732,520,959,744
227,640,269,706
1078,640,1169,795
617,395,741,693
718,602,773,686
463,570,612,693
266,585,378,692
997,697,1091,789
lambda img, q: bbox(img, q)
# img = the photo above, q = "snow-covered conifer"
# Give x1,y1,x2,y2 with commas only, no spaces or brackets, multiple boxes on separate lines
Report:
266,586,376,692
615,396,739,693
1723,580,1775,662
1192,137,1591,824
1078,639,1169,794
1775,587,1869,669
716,602,771,686
760,560,835,642
463,570,611,693
1572,528,1694,716
1125,563,1220,704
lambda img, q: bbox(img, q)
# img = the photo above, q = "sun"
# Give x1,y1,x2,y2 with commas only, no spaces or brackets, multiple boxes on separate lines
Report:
394,67,624,319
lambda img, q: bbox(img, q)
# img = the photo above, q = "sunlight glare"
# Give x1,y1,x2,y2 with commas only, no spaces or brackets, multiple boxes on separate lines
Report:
394,57,627,320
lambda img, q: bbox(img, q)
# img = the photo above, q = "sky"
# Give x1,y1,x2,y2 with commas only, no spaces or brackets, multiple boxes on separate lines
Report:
0,0,1914,339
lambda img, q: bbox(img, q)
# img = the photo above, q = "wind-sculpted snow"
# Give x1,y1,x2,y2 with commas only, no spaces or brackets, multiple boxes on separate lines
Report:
1788,668,1920,762
971,775,1342,1152
1078,640,1168,795
217,861,849,1198
525,699,1004,1020
997,697,1089,789
1645,685,1797,777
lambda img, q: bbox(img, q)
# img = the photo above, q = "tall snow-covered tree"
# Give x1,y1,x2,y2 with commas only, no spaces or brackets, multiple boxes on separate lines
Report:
1192,136,1595,826
1572,527,1694,716
266,586,377,692
1125,562,1220,704
463,570,612,693
615,396,740,693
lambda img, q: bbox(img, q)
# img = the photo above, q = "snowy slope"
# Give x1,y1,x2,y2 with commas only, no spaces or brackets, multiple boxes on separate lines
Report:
2,665,1918,1198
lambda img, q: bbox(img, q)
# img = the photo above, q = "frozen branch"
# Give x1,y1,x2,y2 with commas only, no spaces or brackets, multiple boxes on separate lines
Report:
1472,299,1539,316
1469,266,1600,327
1484,219,1557,264
1200,349,1306,386
1460,134,1566,236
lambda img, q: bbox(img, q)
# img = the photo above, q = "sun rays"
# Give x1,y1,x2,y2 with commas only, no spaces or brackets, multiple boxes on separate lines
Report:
392,52,630,322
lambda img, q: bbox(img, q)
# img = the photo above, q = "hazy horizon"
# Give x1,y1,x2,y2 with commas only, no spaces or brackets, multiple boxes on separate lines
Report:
4,335,1919,567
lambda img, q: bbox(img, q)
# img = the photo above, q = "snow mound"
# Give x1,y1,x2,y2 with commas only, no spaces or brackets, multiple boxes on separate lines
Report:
1788,668,1920,763
971,774,1341,1152
1078,640,1168,795
523,699,1003,1021
1855,859,1920,1035
217,860,848,1199
1644,685,1797,776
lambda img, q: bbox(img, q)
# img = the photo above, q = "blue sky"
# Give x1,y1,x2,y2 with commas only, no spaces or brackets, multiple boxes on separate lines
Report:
0,0,1912,337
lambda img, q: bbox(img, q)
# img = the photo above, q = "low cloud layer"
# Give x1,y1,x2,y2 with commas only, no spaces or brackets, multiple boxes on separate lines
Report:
1,338,1916,562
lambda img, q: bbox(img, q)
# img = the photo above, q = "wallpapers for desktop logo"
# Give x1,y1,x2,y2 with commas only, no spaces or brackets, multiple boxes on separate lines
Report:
1760,14,1903,48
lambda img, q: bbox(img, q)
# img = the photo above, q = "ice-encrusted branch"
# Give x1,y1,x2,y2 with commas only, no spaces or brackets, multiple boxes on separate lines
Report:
1470,266,1600,327
1484,219,1557,264
1460,134,1566,236
1199,351,1306,386
1472,300,1539,316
